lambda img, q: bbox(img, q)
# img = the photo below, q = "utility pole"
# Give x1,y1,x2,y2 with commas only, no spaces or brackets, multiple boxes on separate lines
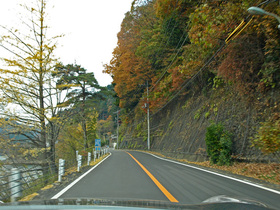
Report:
113,110,120,149
147,81,150,150
116,110,119,149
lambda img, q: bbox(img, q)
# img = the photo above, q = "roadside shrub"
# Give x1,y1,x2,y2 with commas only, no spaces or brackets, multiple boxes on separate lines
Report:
205,123,232,165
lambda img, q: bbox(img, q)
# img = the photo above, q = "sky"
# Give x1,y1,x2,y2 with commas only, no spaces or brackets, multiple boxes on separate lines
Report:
0,0,133,87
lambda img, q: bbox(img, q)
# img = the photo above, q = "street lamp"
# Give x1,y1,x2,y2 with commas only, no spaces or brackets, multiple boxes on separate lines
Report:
247,6,280,29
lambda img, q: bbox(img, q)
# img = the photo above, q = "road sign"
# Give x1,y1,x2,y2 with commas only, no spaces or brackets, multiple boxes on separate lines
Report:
95,139,101,151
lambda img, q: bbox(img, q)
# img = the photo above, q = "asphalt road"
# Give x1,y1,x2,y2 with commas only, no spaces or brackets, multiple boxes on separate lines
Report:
52,150,280,209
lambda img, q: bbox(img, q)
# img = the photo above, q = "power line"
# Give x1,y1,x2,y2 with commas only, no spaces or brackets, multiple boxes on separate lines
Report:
149,0,274,113
151,43,225,117
119,1,261,140
149,28,189,92
118,0,265,144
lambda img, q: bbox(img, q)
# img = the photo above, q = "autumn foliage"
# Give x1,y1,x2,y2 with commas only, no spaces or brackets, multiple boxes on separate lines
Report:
252,114,280,158
218,34,264,95
105,0,280,113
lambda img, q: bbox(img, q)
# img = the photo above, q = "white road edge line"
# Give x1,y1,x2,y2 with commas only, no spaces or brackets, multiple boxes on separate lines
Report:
144,152,280,195
51,152,112,199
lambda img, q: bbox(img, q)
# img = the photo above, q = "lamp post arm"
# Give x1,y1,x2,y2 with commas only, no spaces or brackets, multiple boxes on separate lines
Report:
248,6,280,29
265,11,280,23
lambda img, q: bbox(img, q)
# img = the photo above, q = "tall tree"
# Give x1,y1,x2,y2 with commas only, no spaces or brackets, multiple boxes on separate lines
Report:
0,0,62,165
104,1,155,110
55,64,103,150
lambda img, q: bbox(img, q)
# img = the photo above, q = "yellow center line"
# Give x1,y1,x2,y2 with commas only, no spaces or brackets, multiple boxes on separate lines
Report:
126,152,179,203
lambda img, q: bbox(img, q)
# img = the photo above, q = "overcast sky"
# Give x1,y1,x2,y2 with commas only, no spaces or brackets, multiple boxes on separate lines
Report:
0,0,133,87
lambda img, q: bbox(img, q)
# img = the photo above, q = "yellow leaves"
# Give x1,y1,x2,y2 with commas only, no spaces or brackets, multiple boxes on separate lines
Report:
89,153,109,166
49,116,59,121
19,147,50,159
41,184,53,190
148,151,280,185
252,118,280,155
56,84,78,89
1,35,12,40
19,193,39,201
2,78,10,85
56,102,69,108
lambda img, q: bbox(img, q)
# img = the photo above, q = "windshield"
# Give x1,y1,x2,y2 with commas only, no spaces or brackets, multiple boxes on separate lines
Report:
0,0,279,210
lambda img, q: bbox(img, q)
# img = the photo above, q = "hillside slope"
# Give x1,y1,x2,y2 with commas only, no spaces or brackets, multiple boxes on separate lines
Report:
120,84,279,163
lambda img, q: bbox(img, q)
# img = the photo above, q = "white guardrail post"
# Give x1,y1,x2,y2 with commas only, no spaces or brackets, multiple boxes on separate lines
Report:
87,152,91,166
58,159,65,182
77,155,82,172
76,150,79,160
94,150,96,162
9,168,22,202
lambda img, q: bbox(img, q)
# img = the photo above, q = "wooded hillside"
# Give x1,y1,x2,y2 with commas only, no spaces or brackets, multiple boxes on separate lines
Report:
104,0,280,161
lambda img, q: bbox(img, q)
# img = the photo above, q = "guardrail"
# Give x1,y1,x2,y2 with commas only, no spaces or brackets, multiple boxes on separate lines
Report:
0,147,110,202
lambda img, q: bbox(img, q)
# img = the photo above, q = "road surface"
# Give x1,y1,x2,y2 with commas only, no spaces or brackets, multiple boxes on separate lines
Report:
52,150,280,209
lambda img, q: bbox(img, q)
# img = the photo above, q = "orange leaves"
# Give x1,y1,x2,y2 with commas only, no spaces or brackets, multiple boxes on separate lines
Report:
104,4,155,109
167,66,184,92
218,34,264,95
155,0,197,19
196,161,280,185
155,0,178,18
105,0,280,114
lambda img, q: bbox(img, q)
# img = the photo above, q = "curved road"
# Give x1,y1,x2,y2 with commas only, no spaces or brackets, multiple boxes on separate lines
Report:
52,150,280,209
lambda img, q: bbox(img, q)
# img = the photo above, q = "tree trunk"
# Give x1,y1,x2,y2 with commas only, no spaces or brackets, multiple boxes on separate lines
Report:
82,84,88,150
39,0,48,179
49,122,57,173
